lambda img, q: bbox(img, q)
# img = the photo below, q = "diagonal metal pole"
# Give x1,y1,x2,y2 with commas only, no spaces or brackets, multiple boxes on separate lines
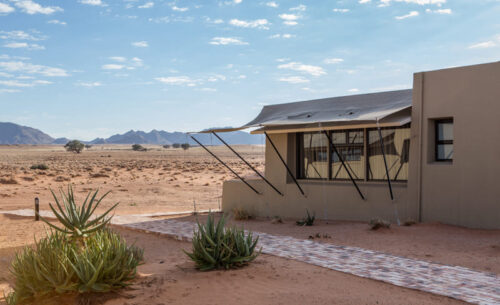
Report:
264,132,306,197
212,132,283,196
323,130,365,200
377,125,394,200
191,136,260,195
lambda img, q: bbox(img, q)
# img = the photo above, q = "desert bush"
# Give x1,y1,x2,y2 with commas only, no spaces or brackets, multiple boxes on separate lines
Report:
162,144,171,149
5,187,143,304
233,208,253,220
30,163,49,170
172,143,181,149
184,213,260,271
0,176,18,184
181,143,190,150
403,219,417,226
65,140,85,154
131,144,147,151
369,218,391,230
85,144,93,150
6,229,143,304
296,209,315,226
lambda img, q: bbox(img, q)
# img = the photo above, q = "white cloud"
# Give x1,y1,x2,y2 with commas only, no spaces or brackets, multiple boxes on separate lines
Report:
0,89,20,93
172,5,188,11
109,56,127,62
0,80,33,87
0,30,44,41
33,79,52,85
324,58,344,64
47,19,67,25
348,88,359,93
359,0,371,3
155,76,197,86
76,81,102,87
132,41,149,47
229,19,269,29
102,64,125,70
278,62,326,76
131,57,143,66
425,8,451,14
266,2,278,8
0,2,15,14
279,76,309,84
0,61,67,77
79,0,106,6
4,42,45,50
138,2,154,8
237,74,246,79
14,0,63,14
468,41,496,49
333,8,350,13
380,0,446,5
279,13,300,26
270,33,295,39
199,87,217,92
290,4,306,11
395,11,419,20
209,37,248,45
206,17,224,24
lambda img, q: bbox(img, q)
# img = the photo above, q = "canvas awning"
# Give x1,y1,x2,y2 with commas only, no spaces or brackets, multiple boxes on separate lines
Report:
196,89,412,134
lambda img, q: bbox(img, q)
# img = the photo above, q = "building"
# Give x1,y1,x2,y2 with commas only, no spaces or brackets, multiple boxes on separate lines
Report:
197,61,500,229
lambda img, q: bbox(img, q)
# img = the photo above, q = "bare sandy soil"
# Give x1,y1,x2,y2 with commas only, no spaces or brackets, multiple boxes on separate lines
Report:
0,215,466,305
0,145,264,214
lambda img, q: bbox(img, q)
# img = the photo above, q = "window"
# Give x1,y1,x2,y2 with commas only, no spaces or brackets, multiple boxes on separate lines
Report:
331,130,364,180
368,126,410,181
297,125,410,182
435,119,453,161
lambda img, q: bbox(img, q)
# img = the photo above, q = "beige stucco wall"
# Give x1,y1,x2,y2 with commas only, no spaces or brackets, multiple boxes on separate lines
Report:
222,61,500,229
222,132,417,223
414,61,500,229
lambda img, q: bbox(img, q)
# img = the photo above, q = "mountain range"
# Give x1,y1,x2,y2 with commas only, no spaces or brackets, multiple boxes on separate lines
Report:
0,122,263,145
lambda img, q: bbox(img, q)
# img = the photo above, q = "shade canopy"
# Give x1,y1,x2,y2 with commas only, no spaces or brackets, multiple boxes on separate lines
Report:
197,89,413,134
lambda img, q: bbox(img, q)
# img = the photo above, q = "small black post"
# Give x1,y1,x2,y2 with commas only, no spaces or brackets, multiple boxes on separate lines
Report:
212,132,283,196
264,132,305,197
323,131,365,200
191,136,260,195
377,126,394,200
34,197,39,221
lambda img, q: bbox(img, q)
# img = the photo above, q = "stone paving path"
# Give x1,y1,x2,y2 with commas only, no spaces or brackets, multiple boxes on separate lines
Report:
2,210,499,305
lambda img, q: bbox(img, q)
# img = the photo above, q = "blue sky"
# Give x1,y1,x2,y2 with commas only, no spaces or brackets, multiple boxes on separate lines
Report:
0,0,499,140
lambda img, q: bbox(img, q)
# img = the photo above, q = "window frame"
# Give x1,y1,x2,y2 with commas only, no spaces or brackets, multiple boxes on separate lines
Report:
435,118,453,162
296,125,411,182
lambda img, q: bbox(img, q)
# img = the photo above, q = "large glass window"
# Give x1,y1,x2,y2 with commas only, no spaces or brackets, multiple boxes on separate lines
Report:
435,119,453,161
331,130,364,180
297,125,411,182
368,126,410,181
298,132,328,179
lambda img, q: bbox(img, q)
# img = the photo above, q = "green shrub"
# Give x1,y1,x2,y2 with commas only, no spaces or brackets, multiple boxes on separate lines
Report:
30,164,49,170
233,208,253,221
296,209,315,226
131,144,147,151
184,213,260,271
181,143,190,150
6,229,143,304
369,218,391,230
65,140,85,154
5,187,143,304
172,143,181,149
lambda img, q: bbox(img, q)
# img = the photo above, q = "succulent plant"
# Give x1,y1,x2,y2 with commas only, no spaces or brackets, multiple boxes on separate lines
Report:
39,186,118,239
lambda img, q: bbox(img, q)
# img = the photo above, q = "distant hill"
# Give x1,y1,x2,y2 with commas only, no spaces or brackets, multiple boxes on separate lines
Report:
0,122,263,145
0,122,54,145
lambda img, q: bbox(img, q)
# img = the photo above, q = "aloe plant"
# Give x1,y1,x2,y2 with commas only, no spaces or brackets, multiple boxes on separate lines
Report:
39,186,118,239
184,213,260,271
296,209,315,226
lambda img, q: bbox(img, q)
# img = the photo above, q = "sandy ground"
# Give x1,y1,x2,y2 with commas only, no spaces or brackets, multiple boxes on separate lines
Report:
0,145,264,214
178,214,500,274
0,215,466,305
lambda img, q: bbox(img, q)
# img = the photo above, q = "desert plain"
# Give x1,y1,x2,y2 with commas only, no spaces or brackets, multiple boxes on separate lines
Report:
0,144,498,305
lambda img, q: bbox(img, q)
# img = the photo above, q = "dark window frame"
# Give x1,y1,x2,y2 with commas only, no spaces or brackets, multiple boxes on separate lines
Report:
435,118,453,162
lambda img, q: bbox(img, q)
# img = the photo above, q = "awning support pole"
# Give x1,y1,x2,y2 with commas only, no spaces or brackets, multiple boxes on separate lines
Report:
212,132,283,196
323,130,366,200
264,132,306,197
377,125,394,200
190,136,260,195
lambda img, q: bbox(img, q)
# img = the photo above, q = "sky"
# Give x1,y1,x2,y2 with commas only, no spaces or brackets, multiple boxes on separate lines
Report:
0,0,499,140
